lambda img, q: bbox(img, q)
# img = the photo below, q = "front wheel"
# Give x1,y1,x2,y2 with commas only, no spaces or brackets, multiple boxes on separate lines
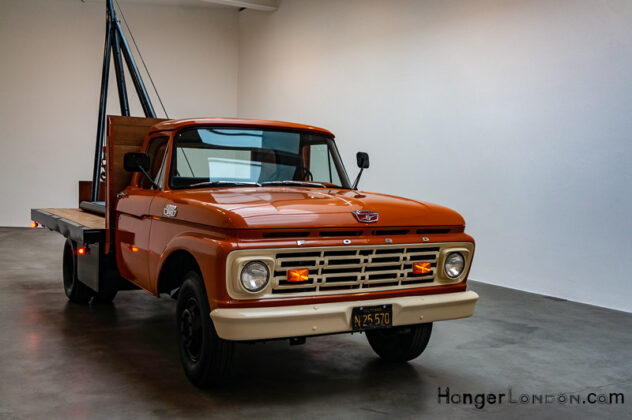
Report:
366,323,433,362
176,271,234,388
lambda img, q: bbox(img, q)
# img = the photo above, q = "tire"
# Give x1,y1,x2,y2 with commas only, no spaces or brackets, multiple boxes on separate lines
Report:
92,286,118,303
366,323,433,362
92,268,118,303
176,271,234,388
62,239,93,304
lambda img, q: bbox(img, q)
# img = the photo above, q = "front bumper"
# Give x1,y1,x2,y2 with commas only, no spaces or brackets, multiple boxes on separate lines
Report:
210,290,479,341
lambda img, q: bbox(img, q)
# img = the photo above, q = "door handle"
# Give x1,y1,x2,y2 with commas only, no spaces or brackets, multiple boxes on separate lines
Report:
117,192,129,199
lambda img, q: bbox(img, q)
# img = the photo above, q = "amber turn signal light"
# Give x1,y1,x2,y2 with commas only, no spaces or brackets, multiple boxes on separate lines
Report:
76,247,87,256
412,262,431,274
31,222,38,228
287,268,309,283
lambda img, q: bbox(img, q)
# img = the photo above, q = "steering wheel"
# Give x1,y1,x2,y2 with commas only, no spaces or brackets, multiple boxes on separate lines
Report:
263,165,314,183
298,166,314,181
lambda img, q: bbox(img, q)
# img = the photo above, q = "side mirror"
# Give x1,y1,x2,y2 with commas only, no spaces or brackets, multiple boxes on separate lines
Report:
123,152,158,189
124,152,150,172
356,152,370,169
352,151,369,190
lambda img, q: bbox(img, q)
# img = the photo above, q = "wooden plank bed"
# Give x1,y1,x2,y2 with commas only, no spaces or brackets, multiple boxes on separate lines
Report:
42,208,105,229
31,208,105,244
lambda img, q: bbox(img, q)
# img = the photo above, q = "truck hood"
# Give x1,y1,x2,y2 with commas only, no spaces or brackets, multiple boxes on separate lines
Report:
167,187,465,230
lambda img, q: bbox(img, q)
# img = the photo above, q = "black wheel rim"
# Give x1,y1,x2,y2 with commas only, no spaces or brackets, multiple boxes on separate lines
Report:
180,297,203,363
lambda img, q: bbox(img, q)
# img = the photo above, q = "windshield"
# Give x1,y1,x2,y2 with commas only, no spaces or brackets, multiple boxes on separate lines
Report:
170,127,351,189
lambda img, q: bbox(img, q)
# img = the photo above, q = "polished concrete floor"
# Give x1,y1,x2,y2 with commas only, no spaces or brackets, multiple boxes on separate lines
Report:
0,227,630,419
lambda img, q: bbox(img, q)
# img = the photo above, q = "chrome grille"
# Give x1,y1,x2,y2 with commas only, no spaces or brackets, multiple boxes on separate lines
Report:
271,245,440,295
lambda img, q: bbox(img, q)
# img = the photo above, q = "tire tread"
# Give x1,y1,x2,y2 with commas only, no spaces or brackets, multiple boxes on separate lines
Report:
177,271,234,388
366,323,433,362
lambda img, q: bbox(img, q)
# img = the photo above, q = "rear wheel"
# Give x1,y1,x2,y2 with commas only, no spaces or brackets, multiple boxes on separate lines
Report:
366,323,433,362
62,239,93,304
92,266,118,303
176,271,234,388
92,285,118,303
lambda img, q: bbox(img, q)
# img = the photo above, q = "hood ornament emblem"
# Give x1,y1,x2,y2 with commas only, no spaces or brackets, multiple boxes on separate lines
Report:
352,210,379,223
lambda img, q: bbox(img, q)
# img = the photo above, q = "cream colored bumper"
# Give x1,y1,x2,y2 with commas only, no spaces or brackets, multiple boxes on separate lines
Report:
211,290,479,341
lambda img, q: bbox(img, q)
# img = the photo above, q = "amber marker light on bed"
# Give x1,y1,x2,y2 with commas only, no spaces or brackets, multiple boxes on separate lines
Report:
287,268,309,283
412,262,431,274
130,246,139,253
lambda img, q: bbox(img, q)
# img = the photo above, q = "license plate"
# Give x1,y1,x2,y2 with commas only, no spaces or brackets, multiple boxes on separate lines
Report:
351,304,392,331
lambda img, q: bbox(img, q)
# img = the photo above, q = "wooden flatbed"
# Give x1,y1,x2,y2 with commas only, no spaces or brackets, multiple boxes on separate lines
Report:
31,208,105,244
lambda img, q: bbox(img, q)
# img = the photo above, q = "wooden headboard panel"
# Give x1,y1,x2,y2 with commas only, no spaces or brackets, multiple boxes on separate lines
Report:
105,116,166,249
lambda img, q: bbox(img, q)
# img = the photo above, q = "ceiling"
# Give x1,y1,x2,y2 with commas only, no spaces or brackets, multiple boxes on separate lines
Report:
82,0,277,11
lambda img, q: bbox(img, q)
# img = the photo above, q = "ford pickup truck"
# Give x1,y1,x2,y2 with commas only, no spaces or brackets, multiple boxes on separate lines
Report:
32,116,478,388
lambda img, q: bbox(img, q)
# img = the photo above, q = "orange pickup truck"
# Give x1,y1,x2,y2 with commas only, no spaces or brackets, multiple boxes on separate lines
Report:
32,116,478,388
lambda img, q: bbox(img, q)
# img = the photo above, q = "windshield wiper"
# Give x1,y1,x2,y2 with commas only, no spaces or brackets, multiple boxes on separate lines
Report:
260,180,328,188
188,180,329,189
189,180,262,188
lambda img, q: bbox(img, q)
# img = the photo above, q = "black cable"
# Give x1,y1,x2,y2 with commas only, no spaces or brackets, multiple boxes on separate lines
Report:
114,0,169,119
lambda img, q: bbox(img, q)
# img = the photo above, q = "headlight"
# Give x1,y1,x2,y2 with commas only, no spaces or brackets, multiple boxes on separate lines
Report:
444,252,465,278
240,261,270,292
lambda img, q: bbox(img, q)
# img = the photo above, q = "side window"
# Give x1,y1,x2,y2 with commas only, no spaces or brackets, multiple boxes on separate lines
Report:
141,136,169,189
307,143,341,185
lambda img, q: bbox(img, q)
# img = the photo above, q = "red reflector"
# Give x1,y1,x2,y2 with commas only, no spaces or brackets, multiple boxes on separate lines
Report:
287,268,309,283
412,262,431,274
31,222,38,228
76,247,86,255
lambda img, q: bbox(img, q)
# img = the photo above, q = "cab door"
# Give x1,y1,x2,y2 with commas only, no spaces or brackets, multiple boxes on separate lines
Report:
115,136,169,292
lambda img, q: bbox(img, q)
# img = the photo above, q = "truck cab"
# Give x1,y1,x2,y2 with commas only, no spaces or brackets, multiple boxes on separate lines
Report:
119,117,478,387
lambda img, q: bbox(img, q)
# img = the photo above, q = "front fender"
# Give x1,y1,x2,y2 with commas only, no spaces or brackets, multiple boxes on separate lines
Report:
155,233,235,309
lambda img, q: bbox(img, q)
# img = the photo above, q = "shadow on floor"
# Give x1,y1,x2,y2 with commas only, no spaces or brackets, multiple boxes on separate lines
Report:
48,294,435,413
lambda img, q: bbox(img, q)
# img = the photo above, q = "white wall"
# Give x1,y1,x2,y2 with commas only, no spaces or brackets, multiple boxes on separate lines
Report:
1,0,630,312
238,0,632,312
0,0,239,226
